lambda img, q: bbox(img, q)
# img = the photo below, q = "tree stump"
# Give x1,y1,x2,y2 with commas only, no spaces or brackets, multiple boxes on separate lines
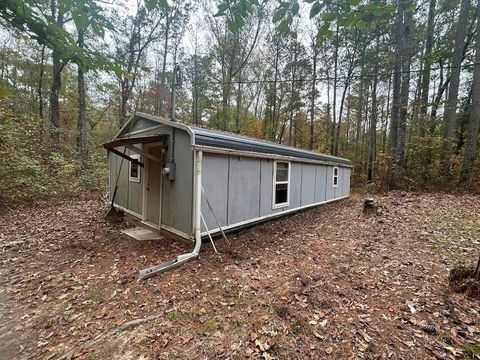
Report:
474,256,480,279
449,256,480,299
363,198,376,215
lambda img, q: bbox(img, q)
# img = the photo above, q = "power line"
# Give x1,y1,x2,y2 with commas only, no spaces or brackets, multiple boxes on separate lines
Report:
192,62,479,87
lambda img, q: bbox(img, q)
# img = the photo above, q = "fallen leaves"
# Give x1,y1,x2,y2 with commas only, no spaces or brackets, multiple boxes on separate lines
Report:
0,192,479,359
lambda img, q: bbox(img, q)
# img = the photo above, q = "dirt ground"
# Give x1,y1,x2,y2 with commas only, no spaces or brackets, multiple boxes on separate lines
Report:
0,192,479,359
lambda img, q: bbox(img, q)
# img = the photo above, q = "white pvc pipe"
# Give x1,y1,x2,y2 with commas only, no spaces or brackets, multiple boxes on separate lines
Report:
176,150,202,261
193,150,202,253
139,150,203,278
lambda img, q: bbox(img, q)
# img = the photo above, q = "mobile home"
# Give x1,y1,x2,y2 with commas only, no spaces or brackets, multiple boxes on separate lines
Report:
104,113,352,277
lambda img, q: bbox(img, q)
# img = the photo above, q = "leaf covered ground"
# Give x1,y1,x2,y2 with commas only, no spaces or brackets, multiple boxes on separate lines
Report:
0,192,479,359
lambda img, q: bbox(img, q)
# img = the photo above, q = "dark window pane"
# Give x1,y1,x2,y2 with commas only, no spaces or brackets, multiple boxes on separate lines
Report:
276,162,289,181
131,163,138,178
333,176,338,186
275,183,288,204
334,167,338,176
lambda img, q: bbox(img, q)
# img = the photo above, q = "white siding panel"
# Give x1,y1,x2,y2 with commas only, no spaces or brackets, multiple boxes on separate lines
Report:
326,166,335,201
227,157,261,225
288,162,302,210
315,165,327,203
201,153,229,231
301,164,316,206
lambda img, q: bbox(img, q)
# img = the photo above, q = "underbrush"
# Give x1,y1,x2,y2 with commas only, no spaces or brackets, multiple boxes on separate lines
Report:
0,108,114,209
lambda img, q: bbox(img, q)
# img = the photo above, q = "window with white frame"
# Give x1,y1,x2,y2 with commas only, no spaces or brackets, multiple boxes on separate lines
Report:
273,161,290,208
332,167,339,187
129,154,141,182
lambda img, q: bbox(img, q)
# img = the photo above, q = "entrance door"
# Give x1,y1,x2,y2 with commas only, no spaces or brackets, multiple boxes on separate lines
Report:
145,145,163,227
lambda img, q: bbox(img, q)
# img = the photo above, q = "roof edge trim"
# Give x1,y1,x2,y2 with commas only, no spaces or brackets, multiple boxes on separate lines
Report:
134,112,196,146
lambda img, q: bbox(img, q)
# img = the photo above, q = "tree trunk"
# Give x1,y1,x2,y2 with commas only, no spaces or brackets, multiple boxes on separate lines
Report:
235,69,242,133
330,21,339,155
459,0,480,188
355,53,365,164
158,14,170,115
221,80,230,131
192,52,199,124
430,24,474,132
392,5,412,188
367,39,380,183
310,44,318,150
344,88,352,152
49,0,63,140
334,49,356,157
419,0,436,137
289,42,298,146
388,0,406,187
383,74,392,153
38,45,45,119
441,0,471,172
325,73,331,151
367,77,378,183
271,42,280,140
411,53,423,126
77,28,88,170
334,79,351,156
388,0,404,154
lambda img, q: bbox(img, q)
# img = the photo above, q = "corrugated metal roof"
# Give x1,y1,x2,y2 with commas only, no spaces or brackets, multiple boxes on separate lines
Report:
189,125,352,166
123,113,352,166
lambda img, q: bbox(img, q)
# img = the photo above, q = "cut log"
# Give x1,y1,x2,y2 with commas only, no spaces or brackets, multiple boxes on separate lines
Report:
474,256,480,278
363,198,376,216
364,198,375,208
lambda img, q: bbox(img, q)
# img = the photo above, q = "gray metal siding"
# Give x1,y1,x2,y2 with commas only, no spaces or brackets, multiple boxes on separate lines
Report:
325,166,335,201
128,117,157,133
334,167,340,199
344,168,351,197
161,130,193,235
118,117,158,137
301,164,316,206
200,154,351,233
201,153,229,231
315,165,327,203
128,175,143,215
259,160,283,216
110,147,144,216
288,163,302,209
334,166,347,198
109,128,193,236
109,151,116,201
227,156,261,225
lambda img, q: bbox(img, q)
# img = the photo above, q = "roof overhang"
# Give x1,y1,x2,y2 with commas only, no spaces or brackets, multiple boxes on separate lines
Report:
103,135,166,167
103,135,165,150
105,112,352,166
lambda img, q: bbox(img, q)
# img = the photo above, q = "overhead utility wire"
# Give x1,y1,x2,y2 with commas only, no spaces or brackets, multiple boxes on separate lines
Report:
192,62,480,87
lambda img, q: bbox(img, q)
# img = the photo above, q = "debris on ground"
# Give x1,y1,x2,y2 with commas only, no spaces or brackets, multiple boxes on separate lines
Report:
449,257,480,299
0,192,479,359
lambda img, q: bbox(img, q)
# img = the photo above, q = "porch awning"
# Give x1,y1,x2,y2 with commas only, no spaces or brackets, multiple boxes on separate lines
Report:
103,135,164,167
103,135,164,150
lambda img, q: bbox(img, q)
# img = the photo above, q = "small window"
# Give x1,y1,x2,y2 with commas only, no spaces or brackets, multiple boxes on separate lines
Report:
129,154,141,182
333,167,339,187
273,161,290,208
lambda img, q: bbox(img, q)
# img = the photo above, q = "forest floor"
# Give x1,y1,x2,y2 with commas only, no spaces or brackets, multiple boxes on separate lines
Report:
0,192,479,359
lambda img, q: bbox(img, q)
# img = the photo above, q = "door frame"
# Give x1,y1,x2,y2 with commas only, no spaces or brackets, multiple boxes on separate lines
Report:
142,143,164,229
